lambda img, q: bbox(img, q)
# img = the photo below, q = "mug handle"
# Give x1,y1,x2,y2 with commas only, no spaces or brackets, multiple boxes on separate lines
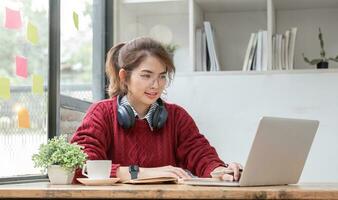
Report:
81,164,88,178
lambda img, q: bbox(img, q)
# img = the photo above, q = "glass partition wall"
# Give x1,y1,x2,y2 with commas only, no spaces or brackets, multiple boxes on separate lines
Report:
0,0,48,178
0,0,106,182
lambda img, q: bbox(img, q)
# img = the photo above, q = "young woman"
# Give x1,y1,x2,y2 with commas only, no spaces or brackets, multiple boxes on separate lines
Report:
71,37,242,182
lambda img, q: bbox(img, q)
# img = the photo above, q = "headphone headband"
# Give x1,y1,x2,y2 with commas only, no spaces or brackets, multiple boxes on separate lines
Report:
116,95,167,130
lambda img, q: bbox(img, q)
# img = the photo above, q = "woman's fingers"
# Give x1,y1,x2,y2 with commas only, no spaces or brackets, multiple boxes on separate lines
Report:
221,174,234,181
162,166,191,179
238,163,244,170
169,167,191,179
228,162,241,181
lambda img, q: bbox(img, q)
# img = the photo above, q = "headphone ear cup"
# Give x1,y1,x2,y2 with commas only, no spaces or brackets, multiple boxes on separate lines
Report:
152,106,168,129
117,105,135,129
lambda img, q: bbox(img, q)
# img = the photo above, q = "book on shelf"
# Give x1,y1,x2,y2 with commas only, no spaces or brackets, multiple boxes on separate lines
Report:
243,27,297,71
261,31,268,71
277,34,282,70
271,27,297,70
255,31,263,71
243,30,268,71
254,30,268,71
195,28,208,71
288,27,297,70
247,33,258,71
204,21,220,71
284,30,290,69
195,28,203,71
281,34,285,69
201,31,207,71
242,33,256,71
250,38,258,71
272,34,276,70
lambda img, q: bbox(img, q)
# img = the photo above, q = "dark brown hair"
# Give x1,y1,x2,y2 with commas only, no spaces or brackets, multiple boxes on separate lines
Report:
105,37,175,98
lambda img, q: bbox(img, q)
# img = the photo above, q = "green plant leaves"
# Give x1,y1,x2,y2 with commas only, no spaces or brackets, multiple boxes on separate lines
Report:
318,28,326,59
32,135,87,171
302,54,322,65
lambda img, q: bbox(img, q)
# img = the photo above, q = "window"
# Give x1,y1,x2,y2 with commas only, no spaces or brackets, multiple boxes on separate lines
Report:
0,0,109,182
59,0,107,138
60,0,94,102
0,0,48,178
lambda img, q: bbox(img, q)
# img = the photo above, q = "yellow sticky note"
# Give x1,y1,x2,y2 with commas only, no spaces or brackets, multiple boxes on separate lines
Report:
0,77,10,100
32,74,44,95
73,11,79,30
18,107,30,128
27,21,39,44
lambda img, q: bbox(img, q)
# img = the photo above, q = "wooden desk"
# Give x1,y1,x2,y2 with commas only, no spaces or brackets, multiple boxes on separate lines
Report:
0,182,338,199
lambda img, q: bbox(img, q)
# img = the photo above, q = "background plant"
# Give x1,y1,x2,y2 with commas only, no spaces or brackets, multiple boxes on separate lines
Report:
163,43,179,54
303,28,338,65
32,135,87,172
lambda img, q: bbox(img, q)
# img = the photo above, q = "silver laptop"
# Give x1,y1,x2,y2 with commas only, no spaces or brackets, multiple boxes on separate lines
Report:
183,116,319,187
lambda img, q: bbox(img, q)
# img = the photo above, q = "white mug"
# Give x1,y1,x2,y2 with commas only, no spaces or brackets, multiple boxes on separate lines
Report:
82,160,112,179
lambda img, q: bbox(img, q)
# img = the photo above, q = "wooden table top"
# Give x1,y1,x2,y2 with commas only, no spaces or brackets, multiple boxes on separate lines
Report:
0,182,338,199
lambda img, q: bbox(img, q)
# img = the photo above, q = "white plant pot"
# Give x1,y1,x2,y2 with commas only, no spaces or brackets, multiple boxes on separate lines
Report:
47,165,75,185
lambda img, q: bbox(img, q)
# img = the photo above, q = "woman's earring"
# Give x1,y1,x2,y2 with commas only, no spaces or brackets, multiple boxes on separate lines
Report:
161,89,168,100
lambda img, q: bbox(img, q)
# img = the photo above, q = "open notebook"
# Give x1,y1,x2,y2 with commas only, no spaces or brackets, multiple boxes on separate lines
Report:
123,176,238,186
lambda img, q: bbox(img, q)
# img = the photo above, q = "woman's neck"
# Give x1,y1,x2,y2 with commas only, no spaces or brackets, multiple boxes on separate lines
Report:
126,95,149,118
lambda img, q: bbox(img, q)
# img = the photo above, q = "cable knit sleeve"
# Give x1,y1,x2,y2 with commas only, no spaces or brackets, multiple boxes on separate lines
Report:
70,101,120,182
174,106,225,177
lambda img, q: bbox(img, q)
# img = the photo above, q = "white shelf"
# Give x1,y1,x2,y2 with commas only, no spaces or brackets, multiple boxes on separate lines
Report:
176,68,338,77
273,0,338,10
121,0,188,16
191,0,338,71
271,0,338,70
114,0,338,73
195,0,266,12
191,0,268,71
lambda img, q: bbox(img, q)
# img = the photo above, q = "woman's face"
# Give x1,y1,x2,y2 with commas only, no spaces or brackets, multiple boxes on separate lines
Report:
126,56,168,109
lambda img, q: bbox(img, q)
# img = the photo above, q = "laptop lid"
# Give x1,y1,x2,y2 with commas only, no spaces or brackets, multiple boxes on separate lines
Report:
239,116,319,186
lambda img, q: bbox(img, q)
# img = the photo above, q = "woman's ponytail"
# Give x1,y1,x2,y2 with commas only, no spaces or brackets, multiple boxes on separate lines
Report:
105,43,125,97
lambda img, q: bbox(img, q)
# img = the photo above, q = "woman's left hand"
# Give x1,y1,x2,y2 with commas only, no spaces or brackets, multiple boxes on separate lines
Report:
211,162,243,181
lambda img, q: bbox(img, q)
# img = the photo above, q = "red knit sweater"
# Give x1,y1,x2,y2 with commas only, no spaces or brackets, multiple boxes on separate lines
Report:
71,96,225,181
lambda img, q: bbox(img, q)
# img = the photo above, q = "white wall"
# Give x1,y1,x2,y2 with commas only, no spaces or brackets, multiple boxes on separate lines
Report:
166,71,338,182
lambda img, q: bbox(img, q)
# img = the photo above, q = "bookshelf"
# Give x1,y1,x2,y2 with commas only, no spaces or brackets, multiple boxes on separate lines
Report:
113,0,338,72
272,0,338,70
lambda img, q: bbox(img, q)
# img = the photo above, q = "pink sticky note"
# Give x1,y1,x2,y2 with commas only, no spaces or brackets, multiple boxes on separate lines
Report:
4,7,22,29
16,56,28,78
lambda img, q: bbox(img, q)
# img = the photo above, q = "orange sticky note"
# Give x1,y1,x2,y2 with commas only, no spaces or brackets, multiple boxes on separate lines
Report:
18,107,30,128
27,21,39,44
4,7,22,29
32,74,43,95
0,77,11,100
16,55,28,78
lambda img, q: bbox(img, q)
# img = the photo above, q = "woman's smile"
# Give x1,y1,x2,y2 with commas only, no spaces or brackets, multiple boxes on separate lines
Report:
145,91,158,99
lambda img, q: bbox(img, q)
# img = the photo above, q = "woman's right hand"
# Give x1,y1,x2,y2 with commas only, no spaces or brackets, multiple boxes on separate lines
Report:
139,165,191,179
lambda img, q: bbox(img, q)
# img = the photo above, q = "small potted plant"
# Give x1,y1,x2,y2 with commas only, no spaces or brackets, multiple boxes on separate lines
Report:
163,43,178,60
302,28,338,69
32,135,87,184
